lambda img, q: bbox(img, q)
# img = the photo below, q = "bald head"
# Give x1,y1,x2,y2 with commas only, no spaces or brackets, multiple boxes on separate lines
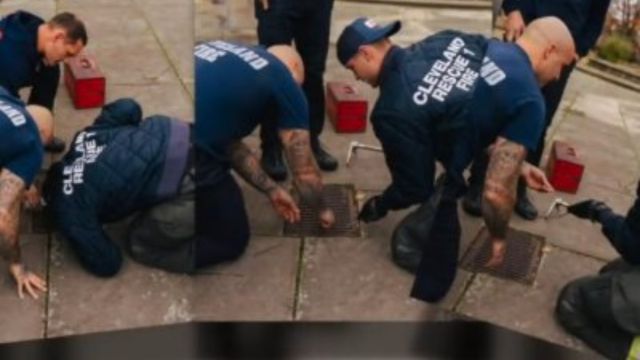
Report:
267,45,305,85
517,17,577,85
521,17,575,57
26,105,54,145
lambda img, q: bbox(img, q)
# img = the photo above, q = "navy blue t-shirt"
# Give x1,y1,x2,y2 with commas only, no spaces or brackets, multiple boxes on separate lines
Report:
194,40,308,185
0,11,44,97
0,87,43,186
466,40,545,153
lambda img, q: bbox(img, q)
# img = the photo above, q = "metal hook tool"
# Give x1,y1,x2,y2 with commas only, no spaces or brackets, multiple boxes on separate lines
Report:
544,198,570,219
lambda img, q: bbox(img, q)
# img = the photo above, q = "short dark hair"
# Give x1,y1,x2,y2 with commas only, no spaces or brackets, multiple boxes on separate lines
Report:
49,12,88,46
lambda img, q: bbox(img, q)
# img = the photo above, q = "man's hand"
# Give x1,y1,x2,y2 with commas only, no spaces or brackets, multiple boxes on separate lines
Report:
358,196,388,222
484,238,507,269
9,263,47,300
268,187,301,223
23,186,43,210
504,10,525,42
319,208,335,229
520,162,554,192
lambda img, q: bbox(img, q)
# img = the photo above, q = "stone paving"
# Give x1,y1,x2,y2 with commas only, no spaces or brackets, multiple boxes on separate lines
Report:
0,0,639,358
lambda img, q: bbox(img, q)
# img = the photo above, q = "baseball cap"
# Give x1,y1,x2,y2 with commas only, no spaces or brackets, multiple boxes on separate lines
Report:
337,17,401,66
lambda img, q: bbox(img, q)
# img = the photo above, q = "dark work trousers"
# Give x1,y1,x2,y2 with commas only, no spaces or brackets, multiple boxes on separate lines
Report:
128,157,250,273
556,275,633,360
194,173,250,269
27,64,60,111
410,179,461,303
254,0,335,151
599,198,640,266
467,63,576,188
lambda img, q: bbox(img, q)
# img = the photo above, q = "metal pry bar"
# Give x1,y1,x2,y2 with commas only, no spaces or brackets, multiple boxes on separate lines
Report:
544,197,570,219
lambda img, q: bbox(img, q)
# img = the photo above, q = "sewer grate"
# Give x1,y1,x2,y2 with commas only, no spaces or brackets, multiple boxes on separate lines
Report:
283,184,361,237
460,227,545,285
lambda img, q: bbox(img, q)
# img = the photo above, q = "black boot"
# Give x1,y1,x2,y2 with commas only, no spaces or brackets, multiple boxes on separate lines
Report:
567,200,610,222
260,146,287,182
599,257,632,274
462,183,482,217
44,136,66,153
515,180,538,220
312,141,338,171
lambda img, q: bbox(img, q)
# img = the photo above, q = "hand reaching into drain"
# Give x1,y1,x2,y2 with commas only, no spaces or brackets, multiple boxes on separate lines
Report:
268,187,301,224
484,237,507,269
319,208,335,229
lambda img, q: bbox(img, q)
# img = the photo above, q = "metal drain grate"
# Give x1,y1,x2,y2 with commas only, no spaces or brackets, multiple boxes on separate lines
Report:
283,184,361,237
460,227,544,285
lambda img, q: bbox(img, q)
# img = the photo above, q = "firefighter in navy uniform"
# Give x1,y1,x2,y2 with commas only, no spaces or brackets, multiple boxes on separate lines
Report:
194,41,335,253
554,184,640,360
0,86,54,299
463,0,612,220
336,17,575,302
0,11,87,153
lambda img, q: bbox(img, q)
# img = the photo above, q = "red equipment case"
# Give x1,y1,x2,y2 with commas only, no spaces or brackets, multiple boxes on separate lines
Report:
326,81,368,133
546,140,585,194
64,54,105,109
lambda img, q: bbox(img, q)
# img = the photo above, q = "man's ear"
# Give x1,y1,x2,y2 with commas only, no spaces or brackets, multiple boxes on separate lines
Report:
543,44,557,61
360,45,374,62
53,29,68,42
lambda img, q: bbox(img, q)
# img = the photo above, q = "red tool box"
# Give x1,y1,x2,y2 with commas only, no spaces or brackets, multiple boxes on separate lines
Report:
64,54,105,109
546,140,585,193
326,81,368,133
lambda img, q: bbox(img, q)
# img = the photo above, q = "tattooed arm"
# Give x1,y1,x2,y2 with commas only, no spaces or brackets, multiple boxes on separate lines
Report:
0,169,24,265
481,138,526,268
279,129,335,228
0,168,47,299
228,141,300,223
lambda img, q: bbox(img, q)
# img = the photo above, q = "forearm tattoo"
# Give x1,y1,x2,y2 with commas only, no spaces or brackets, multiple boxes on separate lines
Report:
280,130,325,209
228,141,278,195
481,140,525,239
0,169,25,264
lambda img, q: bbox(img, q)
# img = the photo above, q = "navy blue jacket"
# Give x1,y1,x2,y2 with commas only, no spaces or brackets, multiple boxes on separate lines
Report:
502,0,611,57
44,99,191,275
0,11,49,97
372,31,488,212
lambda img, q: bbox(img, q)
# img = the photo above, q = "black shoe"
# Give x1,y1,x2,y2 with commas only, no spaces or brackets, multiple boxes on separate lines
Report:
260,147,287,182
515,180,538,220
44,137,66,153
312,144,338,172
599,258,632,274
462,185,482,217
567,200,610,222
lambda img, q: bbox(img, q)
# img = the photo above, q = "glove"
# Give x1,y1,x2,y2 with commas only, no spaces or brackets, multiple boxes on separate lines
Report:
358,196,388,223
567,199,610,222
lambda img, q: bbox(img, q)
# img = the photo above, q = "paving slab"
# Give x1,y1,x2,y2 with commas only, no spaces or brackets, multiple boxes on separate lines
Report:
46,225,195,338
0,0,54,18
192,236,299,321
0,234,48,343
456,246,605,351
59,7,179,86
134,1,194,84
297,236,472,320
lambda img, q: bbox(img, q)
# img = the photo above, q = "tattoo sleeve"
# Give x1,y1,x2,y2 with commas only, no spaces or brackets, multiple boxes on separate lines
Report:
0,169,25,264
481,139,526,239
228,141,278,195
279,129,325,209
